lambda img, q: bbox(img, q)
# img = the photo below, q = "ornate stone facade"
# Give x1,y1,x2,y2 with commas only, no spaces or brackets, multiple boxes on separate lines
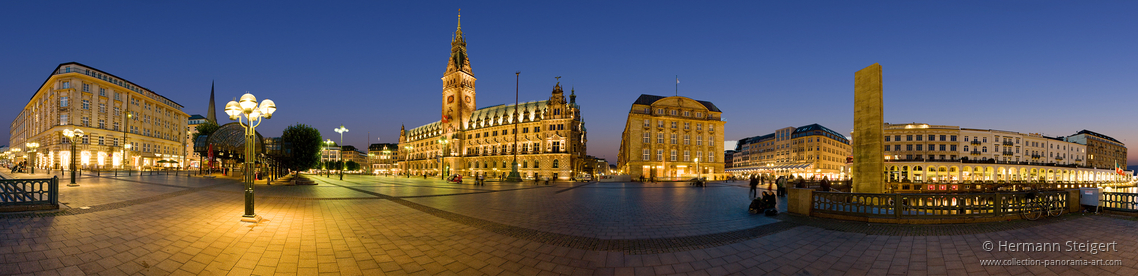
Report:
9,62,189,170
397,16,588,181
618,95,725,181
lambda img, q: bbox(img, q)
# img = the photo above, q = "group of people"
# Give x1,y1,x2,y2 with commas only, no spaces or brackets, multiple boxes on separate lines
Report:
747,175,788,199
7,161,28,174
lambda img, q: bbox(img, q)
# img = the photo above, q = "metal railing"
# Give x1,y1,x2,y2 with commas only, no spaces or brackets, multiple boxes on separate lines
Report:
812,191,1067,219
0,176,59,209
1101,192,1138,211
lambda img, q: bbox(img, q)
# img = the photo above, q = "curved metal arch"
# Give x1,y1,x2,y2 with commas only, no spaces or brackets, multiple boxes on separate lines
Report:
194,122,265,160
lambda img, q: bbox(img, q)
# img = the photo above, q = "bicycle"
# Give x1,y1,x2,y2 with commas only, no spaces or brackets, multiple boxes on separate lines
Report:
1021,191,1065,221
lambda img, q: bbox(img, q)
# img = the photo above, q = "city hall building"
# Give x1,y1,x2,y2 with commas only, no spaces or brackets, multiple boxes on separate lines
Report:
617,95,725,180
398,16,588,180
9,62,189,170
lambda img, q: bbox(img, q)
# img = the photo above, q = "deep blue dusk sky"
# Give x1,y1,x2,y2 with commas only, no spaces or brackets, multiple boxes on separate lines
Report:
2,1,1136,164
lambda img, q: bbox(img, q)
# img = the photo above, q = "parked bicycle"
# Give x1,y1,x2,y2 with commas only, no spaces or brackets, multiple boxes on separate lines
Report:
1021,191,1065,221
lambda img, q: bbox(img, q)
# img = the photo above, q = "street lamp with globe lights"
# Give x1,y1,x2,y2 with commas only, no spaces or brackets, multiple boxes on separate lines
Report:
225,93,275,223
62,129,85,186
437,137,448,180
334,125,348,180
25,142,39,174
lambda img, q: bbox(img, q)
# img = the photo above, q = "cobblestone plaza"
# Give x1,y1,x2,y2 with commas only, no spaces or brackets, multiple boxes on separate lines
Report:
1,172,1136,275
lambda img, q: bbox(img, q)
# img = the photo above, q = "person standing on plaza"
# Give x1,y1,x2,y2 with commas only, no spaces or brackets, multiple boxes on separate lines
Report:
820,176,831,192
776,175,786,197
749,176,759,199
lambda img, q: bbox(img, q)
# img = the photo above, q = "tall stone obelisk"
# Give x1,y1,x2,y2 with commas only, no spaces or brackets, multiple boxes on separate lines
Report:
853,64,884,193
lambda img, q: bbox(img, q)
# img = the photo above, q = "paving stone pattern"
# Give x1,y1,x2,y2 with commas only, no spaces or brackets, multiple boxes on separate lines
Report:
0,173,1135,275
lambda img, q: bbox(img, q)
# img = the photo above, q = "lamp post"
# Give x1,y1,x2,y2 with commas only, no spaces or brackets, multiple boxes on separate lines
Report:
335,125,348,180
505,71,522,182
123,111,133,176
383,148,391,177
225,93,276,223
324,139,335,177
695,158,700,180
184,130,191,174
62,129,85,186
437,137,448,180
25,142,39,174
403,145,412,178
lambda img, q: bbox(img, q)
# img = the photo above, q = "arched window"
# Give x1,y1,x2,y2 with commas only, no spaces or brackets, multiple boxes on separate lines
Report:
552,160,559,168
523,161,528,168
534,161,540,168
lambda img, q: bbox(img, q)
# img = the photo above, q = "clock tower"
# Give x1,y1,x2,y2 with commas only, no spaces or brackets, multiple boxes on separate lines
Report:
442,12,476,135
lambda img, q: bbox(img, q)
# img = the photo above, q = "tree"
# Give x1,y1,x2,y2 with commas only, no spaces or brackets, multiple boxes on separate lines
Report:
193,121,221,141
346,160,360,171
281,123,323,172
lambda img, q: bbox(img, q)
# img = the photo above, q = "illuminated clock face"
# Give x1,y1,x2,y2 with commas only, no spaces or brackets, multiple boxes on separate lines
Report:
447,95,454,103
464,96,471,103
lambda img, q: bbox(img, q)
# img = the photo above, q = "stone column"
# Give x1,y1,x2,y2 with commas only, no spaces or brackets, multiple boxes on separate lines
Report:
853,63,884,193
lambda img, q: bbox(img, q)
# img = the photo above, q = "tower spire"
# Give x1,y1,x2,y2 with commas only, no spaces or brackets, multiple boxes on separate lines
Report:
447,10,471,75
207,81,217,124
570,86,576,104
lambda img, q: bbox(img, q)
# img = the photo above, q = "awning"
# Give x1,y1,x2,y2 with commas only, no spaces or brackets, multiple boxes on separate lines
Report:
725,164,814,172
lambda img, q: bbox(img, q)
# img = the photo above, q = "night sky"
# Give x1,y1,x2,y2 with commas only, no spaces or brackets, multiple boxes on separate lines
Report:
2,1,1136,165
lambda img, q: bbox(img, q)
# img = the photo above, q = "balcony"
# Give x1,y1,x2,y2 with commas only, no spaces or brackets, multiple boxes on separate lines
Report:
1002,151,1014,156
970,140,981,145
1003,141,1014,146
1055,156,1064,161
1031,155,1041,159
969,151,981,155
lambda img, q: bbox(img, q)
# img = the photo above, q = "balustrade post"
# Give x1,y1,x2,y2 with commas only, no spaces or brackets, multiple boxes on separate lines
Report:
996,194,1006,216
894,194,902,219
50,176,59,206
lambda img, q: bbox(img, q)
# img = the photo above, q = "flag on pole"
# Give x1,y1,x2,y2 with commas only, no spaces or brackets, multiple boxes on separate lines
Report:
676,77,679,84
1116,161,1125,175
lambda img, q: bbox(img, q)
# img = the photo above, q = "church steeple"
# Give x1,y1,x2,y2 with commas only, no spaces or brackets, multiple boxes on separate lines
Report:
447,10,472,75
207,81,217,124
570,87,576,104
